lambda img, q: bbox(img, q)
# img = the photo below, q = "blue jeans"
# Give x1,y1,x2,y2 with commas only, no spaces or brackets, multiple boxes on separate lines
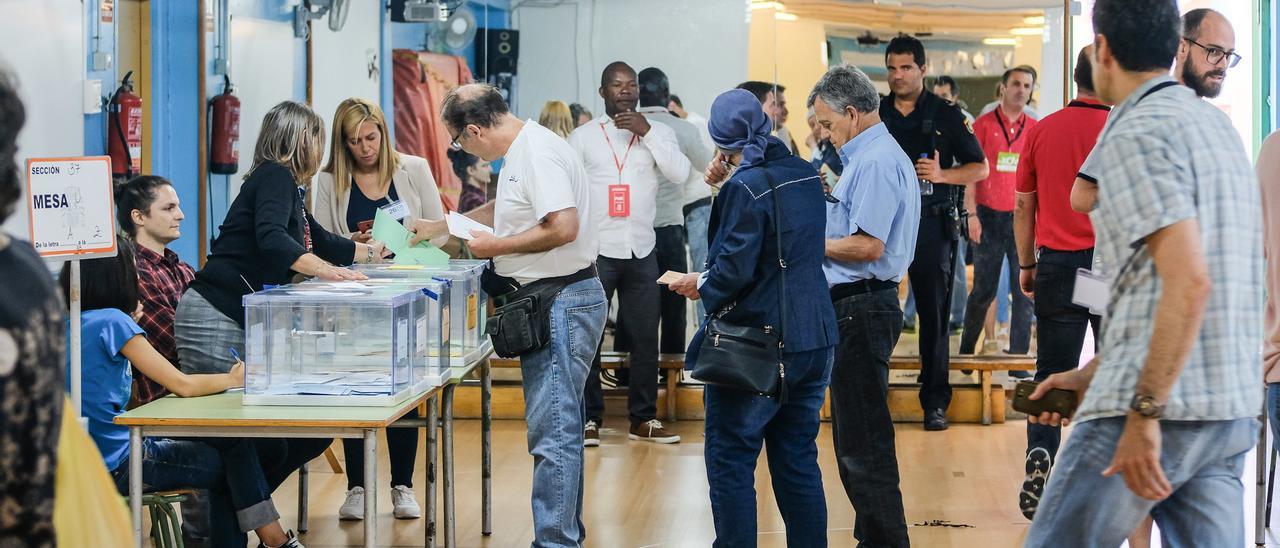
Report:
685,202,711,320
520,278,607,548
1025,416,1257,547
704,347,834,548
110,438,273,546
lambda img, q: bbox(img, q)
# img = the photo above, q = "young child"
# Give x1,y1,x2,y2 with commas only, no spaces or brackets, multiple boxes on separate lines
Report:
63,236,305,548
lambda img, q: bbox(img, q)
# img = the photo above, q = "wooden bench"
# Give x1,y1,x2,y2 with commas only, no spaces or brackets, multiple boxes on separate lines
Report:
489,351,686,421
888,354,1038,425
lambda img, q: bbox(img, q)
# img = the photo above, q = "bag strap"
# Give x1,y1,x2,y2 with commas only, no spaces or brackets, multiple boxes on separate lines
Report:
759,168,787,355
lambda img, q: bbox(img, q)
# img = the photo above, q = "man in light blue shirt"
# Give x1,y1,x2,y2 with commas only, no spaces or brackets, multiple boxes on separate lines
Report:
810,64,919,548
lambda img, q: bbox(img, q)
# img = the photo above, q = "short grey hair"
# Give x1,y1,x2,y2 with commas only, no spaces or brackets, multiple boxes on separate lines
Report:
807,64,879,115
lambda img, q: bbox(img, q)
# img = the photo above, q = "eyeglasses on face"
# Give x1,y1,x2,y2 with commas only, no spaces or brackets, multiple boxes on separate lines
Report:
1183,37,1242,68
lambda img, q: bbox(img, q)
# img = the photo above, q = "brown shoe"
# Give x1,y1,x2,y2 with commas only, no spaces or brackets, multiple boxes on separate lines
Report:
584,420,600,447
628,419,681,444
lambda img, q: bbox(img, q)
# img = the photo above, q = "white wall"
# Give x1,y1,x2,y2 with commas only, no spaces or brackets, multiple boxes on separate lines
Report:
511,0,748,120
1038,6,1065,115
311,2,383,167
0,0,85,236
229,16,297,199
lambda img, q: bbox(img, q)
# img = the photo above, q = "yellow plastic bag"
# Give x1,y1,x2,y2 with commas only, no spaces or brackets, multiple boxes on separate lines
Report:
53,396,134,547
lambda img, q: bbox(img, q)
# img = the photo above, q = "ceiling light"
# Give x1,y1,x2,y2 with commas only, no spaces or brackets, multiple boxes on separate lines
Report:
1023,15,1046,25
1011,27,1044,35
983,37,1019,46
750,1,786,10
775,11,798,21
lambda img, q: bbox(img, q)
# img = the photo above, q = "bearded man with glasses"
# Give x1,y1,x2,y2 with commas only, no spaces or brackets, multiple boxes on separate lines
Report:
1177,8,1240,99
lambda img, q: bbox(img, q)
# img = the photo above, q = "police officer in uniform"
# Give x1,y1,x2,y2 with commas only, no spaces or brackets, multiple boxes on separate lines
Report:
880,36,988,431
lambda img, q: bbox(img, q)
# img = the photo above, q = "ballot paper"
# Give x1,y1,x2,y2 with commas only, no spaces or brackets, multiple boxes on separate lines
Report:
656,271,685,285
371,207,449,266
446,211,494,241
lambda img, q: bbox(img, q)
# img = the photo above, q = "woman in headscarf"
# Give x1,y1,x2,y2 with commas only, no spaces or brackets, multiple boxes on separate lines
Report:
667,89,837,547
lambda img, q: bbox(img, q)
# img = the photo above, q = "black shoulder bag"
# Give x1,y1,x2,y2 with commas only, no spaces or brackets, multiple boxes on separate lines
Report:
690,168,789,403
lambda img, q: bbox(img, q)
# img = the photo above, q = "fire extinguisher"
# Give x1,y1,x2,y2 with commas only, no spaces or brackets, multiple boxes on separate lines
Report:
107,70,143,178
209,75,240,174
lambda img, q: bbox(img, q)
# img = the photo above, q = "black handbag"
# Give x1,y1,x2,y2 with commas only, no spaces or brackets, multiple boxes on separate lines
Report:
690,167,789,403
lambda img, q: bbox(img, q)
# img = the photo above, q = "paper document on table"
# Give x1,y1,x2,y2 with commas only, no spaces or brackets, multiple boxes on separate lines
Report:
447,211,493,240
656,271,685,285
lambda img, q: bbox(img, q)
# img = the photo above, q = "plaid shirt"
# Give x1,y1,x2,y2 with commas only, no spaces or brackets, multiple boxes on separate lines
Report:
133,244,195,405
1077,76,1263,423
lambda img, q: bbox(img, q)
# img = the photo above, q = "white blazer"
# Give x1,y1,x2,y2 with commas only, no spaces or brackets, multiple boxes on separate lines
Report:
312,153,449,248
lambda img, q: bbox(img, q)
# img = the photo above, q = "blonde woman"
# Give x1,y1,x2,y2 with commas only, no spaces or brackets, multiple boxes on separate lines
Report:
538,100,575,138
313,98,447,249
176,100,383,375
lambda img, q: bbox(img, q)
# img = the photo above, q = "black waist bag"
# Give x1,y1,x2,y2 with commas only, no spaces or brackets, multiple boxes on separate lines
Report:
486,265,596,358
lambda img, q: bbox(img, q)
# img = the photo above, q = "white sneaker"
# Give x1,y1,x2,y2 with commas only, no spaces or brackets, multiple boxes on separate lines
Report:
338,487,364,521
392,485,421,519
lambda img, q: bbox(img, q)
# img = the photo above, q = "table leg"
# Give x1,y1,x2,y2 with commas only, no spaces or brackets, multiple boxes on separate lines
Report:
426,396,438,548
130,427,143,548
364,429,377,547
443,384,456,548
297,465,309,533
980,370,993,426
482,358,493,536
1257,409,1268,546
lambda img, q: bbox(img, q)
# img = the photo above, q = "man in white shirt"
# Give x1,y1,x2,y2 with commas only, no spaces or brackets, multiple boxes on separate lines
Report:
629,67,713,362
569,61,690,446
437,83,606,547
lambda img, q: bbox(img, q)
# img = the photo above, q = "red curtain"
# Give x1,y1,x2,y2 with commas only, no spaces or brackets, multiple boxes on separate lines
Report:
392,49,473,212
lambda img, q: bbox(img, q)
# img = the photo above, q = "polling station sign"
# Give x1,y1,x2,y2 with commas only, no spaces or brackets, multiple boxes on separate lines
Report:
25,156,117,258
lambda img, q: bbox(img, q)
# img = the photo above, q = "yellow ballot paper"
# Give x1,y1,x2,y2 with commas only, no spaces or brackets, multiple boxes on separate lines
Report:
656,271,685,285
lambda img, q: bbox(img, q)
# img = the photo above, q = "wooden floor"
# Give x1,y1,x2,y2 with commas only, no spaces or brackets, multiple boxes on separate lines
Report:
206,413,1280,547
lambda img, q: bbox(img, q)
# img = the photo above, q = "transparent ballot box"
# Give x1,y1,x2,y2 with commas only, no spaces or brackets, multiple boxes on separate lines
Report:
321,277,453,377
241,283,448,406
353,260,490,366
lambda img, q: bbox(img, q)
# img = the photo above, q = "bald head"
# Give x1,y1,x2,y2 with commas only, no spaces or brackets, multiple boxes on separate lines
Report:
441,83,509,132
1178,8,1236,98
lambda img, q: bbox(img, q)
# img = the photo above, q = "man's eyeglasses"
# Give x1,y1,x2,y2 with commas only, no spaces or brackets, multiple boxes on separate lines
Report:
1183,37,1242,68
449,131,464,151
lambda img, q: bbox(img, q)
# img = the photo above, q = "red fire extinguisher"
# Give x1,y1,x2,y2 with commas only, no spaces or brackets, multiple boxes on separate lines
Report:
209,75,240,175
108,70,143,178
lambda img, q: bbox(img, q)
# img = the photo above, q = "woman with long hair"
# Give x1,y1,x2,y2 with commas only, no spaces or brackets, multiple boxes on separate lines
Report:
313,97,447,250
447,147,491,215
539,100,576,138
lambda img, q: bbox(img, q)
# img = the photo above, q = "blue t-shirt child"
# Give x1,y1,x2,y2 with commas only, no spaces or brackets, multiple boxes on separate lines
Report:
66,308,145,472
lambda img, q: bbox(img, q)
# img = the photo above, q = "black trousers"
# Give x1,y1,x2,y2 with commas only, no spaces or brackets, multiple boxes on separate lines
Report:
960,206,1033,354
585,253,659,426
613,226,688,356
1027,248,1100,459
830,287,910,547
907,215,956,412
342,408,418,489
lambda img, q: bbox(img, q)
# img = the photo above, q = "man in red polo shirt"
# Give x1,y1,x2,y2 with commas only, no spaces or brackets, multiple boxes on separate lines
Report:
1012,46,1109,521
959,65,1037,358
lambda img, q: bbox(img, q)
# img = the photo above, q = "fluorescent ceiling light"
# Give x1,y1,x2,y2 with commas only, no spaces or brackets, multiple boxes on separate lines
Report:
983,37,1019,46
775,11,798,21
1011,27,1044,35
1023,16,1046,25
750,1,786,10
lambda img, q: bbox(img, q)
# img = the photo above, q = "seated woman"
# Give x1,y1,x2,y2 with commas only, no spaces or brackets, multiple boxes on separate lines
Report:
311,97,446,520
64,237,304,548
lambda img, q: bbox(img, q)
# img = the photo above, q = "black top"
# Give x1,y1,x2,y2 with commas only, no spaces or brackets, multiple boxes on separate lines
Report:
191,162,356,325
345,179,400,233
879,89,985,209
0,237,65,548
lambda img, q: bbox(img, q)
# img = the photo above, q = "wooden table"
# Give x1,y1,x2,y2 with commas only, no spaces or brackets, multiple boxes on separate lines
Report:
116,387,440,547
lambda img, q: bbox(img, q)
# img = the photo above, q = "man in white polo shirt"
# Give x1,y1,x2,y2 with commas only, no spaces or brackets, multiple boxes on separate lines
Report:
569,61,691,446
436,83,605,547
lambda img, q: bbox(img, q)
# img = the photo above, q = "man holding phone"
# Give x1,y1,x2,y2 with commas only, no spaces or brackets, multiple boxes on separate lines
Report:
1025,1,1262,545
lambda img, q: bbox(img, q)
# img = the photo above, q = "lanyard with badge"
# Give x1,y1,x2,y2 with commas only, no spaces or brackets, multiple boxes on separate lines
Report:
1069,80,1179,315
993,109,1027,174
601,122,637,217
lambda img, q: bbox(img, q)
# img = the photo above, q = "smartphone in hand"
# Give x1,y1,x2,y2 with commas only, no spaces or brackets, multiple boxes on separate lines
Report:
1012,380,1079,419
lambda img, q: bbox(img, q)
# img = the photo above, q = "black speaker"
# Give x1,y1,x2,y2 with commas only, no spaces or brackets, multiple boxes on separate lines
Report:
475,28,518,80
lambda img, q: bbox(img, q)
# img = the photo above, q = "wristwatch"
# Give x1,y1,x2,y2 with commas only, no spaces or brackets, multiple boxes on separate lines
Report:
1129,394,1164,418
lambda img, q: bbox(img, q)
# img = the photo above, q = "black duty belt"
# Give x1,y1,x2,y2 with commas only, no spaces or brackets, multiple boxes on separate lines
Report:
830,279,898,302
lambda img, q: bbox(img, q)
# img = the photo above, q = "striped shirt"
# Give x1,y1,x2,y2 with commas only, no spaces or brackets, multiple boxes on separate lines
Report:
1075,76,1263,424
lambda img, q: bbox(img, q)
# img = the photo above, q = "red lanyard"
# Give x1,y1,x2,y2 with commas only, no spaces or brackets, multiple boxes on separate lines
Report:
600,122,638,179
994,108,1027,149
